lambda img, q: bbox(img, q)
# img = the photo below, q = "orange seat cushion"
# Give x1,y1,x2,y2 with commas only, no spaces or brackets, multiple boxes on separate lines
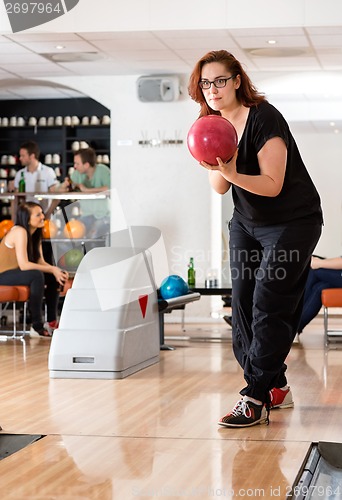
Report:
321,288,342,307
15,286,30,302
0,285,19,302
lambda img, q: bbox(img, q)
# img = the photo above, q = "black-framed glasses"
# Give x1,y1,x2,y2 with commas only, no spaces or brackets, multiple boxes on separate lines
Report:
198,76,234,90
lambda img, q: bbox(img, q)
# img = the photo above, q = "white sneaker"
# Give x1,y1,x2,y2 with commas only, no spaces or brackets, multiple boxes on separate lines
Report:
29,326,51,338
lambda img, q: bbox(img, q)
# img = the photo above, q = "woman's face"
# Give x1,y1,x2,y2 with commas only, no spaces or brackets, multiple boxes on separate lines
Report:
29,205,45,230
200,62,240,112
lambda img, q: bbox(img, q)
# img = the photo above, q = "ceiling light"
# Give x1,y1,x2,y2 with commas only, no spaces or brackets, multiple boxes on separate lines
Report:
43,52,103,63
247,47,308,57
55,45,65,50
267,40,277,45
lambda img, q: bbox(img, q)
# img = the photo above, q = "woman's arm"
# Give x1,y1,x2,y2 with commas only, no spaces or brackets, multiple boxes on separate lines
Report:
208,170,231,194
14,228,51,273
311,256,342,270
13,228,68,285
203,137,287,197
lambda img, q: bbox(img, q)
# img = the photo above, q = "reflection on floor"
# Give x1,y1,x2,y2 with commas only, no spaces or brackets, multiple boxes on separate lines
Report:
0,315,342,498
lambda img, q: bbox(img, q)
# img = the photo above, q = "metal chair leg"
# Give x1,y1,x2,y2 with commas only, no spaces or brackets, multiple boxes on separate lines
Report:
8,302,16,339
324,306,329,347
23,301,27,336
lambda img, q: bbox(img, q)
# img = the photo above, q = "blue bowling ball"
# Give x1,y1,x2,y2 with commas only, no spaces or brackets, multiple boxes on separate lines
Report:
159,275,189,300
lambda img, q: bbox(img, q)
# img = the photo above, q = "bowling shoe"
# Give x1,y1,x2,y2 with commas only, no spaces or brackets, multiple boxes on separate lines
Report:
218,396,269,428
44,320,59,335
269,387,294,409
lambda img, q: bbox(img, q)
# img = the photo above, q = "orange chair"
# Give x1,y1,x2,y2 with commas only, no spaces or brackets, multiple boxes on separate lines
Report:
321,288,342,346
0,285,30,339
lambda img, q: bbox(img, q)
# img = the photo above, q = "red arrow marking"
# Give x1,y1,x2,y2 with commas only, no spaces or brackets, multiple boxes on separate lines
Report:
139,295,148,318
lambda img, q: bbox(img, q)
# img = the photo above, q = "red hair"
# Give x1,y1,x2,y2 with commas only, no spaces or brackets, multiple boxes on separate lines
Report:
188,50,266,117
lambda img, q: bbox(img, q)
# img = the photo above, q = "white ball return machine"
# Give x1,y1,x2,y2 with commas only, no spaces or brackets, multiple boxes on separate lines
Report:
48,226,200,379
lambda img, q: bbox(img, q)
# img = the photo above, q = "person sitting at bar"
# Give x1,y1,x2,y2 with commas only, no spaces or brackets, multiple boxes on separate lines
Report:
13,140,69,218
70,147,110,238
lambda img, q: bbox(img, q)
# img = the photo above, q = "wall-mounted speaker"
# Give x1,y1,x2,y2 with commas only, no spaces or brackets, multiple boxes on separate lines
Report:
137,76,180,102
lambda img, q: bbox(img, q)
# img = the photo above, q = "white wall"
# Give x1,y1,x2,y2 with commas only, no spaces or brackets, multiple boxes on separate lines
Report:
290,129,342,257
271,93,342,257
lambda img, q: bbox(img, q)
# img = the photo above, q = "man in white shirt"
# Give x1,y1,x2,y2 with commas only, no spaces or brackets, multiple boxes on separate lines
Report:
13,140,70,270
14,140,68,216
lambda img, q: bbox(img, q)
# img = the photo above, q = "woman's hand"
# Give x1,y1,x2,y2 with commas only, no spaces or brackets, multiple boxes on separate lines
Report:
52,267,69,286
310,256,342,271
311,256,322,269
200,149,238,182
201,150,238,195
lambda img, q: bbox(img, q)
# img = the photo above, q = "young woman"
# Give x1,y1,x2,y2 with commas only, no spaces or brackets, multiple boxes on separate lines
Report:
0,202,68,337
188,50,323,427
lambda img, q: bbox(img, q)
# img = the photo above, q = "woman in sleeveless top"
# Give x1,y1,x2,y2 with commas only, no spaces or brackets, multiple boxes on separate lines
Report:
0,202,68,337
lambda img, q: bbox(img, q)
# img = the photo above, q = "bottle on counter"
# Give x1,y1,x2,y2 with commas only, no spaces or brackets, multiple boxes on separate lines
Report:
187,257,196,287
65,177,75,192
18,171,26,193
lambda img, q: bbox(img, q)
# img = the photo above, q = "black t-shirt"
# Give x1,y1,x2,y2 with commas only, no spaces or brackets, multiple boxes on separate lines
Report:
232,101,323,226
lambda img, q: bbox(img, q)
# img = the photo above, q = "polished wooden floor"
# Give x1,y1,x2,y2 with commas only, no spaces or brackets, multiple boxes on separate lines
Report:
1,314,342,499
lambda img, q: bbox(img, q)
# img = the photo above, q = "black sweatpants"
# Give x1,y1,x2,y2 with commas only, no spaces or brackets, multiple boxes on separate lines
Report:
0,269,60,330
229,216,322,403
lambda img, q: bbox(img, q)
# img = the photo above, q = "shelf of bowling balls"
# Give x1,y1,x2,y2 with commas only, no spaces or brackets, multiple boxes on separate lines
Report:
0,192,24,222
0,193,14,220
